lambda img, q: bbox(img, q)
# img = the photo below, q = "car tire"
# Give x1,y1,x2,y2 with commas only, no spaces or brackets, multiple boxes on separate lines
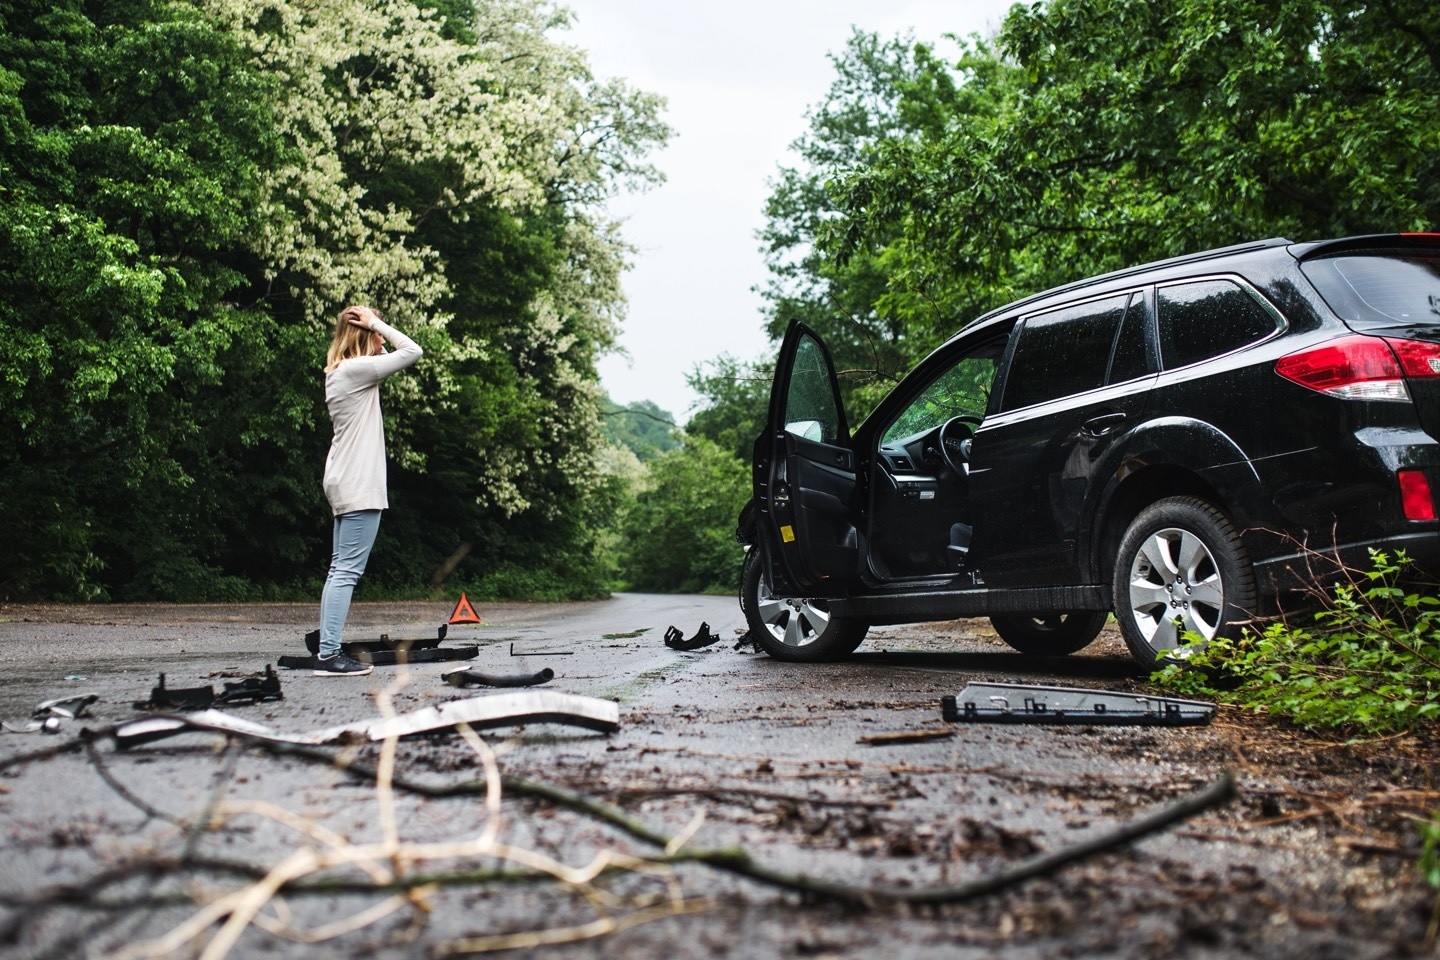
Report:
740,549,868,661
1112,496,1257,668
990,611,1107,656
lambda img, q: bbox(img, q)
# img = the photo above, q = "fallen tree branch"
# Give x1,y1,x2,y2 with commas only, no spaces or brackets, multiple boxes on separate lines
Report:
9,723,1236,958
233,733,1237,907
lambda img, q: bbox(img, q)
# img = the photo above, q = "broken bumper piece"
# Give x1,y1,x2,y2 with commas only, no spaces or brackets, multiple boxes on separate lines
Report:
1,692,102,734
133,665,283,711
663,621,722,650
941,682,1215,726
113,690,620,749
280,624,478,668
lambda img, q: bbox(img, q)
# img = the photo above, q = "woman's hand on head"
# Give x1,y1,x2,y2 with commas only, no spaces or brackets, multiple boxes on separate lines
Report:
347,306,380,330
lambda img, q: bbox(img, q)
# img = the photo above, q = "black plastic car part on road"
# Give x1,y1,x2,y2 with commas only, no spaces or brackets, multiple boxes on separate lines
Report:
738,233,1440,667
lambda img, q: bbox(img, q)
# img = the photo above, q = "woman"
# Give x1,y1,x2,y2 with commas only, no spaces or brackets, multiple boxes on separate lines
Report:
313,304,423,676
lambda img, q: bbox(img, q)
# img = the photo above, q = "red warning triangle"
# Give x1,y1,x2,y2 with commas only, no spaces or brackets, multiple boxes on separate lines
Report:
447,592,483,625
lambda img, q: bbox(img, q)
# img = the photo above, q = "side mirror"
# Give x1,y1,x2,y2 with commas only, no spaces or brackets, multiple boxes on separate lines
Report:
784,419,825,442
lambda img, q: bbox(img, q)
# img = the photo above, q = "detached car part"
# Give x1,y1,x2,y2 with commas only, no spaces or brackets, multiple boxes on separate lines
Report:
303,624,449,656
34,692,99,719
941,682,1214,726
113,691,620,749
663,622,723,651
134,665,283,711
281,626,478,668
3,692,101,734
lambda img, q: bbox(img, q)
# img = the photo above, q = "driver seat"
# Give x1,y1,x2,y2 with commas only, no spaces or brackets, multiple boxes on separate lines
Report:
947,522,973,568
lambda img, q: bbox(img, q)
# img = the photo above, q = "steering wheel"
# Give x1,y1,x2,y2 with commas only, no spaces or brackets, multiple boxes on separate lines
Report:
937,415,981,474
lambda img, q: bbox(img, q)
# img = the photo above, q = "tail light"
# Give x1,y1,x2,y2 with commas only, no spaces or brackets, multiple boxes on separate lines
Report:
1398,469,1437,521
1275,334,1440,401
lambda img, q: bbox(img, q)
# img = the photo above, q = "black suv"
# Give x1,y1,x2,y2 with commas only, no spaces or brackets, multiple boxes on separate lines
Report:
738,233,1440,667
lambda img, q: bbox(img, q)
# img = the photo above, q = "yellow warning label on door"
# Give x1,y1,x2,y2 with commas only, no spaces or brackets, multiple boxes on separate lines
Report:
780,524,795,543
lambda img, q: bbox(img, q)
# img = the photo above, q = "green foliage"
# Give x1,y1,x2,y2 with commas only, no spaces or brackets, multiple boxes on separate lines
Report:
599,393,679,461
1153,551,1440,734
1420,813,1440,892
619,436,749,594
1153,549,1440,888
727,0,1440,451
0,0,670,603
830,0,1440,341
685,354,772,461
0,0,294,599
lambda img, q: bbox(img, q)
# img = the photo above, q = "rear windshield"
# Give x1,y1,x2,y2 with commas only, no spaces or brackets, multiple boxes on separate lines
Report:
1301,249,1440,330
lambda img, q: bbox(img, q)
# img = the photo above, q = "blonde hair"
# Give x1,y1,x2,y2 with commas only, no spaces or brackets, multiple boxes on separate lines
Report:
325,305,376,373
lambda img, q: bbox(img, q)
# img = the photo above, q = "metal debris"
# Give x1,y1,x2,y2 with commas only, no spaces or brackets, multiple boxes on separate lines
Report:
34,693,99,719
2,692,101,735
663,622,722,651
941,682,1215,726
279,625,479,668
113,690,621,749
133,665,283,711
2,717,64,735
508,643,573,657
442,666,554,688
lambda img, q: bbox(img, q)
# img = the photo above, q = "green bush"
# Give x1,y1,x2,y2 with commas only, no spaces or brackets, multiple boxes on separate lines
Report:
1154,549,1440,734
1153,549,1440,897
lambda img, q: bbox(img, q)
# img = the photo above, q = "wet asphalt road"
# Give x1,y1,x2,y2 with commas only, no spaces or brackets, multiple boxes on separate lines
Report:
0,596,1426,959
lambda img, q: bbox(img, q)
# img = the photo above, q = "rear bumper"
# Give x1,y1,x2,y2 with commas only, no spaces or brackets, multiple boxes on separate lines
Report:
1253,529,1440,595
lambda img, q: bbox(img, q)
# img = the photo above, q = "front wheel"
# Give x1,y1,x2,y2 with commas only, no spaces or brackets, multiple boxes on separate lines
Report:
990,611,1107,656
1112,496,1256,668
740,549,868,661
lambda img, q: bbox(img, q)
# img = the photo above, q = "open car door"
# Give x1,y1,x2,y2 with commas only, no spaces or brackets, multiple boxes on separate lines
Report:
754,322,860,599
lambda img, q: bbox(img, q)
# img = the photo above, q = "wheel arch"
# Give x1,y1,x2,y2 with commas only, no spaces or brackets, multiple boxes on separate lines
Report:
1089,465,1224,588
1084,417,1270,588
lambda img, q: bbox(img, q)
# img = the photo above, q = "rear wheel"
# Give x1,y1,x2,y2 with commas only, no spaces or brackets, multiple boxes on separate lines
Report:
1112,496,1256,668
741,549,868,661
990,611,1107,656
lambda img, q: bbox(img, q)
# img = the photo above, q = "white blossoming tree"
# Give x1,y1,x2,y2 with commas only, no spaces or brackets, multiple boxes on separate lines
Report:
204,0,670,595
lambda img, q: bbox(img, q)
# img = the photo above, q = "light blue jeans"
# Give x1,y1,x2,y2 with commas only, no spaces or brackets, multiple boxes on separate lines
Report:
318,510,382,657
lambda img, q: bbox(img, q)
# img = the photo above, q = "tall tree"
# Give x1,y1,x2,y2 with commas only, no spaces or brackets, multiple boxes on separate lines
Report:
831,0,1440,345
1,0,670,600
0,0,291,598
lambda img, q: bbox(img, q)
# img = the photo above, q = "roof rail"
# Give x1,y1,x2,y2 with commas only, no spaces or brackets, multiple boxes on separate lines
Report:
965,237,1293,328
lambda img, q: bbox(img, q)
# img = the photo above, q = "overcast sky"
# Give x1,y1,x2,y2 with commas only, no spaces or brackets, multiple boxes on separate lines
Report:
564,0,1018,422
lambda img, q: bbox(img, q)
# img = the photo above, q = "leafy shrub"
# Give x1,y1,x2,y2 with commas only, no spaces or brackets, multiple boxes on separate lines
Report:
1154,549,1440,897
1154,550,1440,734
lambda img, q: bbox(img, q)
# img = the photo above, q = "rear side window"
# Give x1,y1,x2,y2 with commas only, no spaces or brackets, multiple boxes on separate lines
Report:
1158,279,1280,370
1301,251,1440,329
1002,294,1129,411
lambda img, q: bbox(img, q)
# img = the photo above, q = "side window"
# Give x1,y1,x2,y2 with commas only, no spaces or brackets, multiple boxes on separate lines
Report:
784,334,842,443
882,343,1001,444
1107,293,1151,384
1001,295,1129,412
1158,279,1280,370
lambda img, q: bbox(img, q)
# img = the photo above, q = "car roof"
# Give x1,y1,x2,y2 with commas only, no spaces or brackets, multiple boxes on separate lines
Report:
956,237,1293,337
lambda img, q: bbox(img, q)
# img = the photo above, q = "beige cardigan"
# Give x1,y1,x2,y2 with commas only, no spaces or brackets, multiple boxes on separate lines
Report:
321,319,422,515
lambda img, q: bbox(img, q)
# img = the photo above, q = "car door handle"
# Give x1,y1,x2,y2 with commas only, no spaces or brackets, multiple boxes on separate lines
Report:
1082,411,1127,437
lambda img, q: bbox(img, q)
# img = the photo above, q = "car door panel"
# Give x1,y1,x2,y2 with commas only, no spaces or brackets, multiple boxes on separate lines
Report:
967,291,1157,585
757,322,859,597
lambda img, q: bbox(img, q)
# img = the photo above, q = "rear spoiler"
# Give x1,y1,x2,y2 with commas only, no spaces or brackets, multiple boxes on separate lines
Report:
1289,233,1440,260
